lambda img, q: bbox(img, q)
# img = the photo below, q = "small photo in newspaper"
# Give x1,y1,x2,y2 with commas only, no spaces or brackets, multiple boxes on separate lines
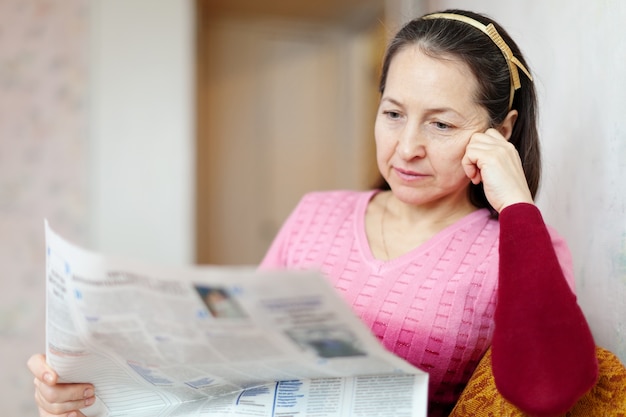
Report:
286,326,367,358
194,285,247,319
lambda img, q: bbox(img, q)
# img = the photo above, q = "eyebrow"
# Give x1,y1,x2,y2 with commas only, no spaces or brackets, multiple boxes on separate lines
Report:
380,97,463,118
380,97,402,106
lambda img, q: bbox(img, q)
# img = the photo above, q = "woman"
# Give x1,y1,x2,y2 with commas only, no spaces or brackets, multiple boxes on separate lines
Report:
28,10,598,417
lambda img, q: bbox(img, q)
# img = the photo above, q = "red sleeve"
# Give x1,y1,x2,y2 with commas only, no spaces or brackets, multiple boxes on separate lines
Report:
492,203,598,416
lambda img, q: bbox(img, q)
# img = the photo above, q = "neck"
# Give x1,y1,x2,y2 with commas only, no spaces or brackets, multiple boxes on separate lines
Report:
386,192,478,230
378,190,478,260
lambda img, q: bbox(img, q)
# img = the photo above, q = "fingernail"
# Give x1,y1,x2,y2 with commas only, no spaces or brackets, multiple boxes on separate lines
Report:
85,396,95,406
84,388,94,398
43,372,54,384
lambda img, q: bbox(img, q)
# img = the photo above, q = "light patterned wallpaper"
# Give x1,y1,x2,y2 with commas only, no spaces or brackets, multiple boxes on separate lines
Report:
0,0,88,414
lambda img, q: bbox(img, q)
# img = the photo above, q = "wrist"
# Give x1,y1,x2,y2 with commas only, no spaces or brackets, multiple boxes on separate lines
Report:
497,195,534,213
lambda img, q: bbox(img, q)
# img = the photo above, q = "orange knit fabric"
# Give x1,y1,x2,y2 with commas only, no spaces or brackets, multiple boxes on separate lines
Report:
450,347,626,417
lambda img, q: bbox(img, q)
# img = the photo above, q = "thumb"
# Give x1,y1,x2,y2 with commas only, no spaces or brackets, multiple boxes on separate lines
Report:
27,353,58,385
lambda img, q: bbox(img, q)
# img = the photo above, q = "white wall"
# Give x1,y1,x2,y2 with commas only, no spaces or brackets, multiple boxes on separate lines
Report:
88,0,195,265
428,0,626,361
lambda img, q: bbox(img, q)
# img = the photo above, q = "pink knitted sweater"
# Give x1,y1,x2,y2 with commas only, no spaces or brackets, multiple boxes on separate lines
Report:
259,190,576,414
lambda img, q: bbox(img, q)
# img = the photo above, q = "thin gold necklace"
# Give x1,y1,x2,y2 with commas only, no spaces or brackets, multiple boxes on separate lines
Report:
380,193,392,260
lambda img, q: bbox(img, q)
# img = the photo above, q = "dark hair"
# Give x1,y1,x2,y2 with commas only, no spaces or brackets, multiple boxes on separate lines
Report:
375,9,540,215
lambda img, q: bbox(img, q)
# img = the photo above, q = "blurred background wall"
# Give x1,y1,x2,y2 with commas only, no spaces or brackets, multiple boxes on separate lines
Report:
0,0,194,414
0,0,89,414
1,0,624,414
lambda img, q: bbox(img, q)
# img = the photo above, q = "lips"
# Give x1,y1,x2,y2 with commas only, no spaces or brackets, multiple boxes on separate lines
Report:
393,166,429,182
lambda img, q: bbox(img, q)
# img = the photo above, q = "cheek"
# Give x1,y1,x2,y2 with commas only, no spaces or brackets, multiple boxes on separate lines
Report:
431,142,468,176
374,122,394,160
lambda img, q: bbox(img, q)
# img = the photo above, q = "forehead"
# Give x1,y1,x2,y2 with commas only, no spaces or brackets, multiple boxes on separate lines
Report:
385,44,481,107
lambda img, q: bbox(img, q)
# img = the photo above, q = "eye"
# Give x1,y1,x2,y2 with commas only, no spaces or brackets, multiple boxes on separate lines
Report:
383,110,401,120
433,121,451,130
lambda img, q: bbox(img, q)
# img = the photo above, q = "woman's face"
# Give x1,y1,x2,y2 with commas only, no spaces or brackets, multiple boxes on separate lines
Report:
375,45,490,209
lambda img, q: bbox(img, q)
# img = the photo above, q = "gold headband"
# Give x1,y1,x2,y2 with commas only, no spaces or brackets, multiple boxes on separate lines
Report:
423,12,532,109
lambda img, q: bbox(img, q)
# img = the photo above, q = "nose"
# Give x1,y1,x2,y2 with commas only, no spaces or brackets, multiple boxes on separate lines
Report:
396,122,426,159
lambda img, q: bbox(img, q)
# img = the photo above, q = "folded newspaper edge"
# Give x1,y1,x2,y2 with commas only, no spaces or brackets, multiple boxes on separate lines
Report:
44,220,429,417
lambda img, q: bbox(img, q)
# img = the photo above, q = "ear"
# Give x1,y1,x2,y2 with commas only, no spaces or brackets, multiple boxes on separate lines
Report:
498,110,518,141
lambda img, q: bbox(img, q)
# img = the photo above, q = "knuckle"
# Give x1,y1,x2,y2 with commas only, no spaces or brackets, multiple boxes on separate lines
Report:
45,390,63,404
46,399,71,415
41,386,60,403
35,388,67,415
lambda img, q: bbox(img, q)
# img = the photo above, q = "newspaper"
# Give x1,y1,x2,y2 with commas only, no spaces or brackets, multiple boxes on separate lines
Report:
44,221,428,417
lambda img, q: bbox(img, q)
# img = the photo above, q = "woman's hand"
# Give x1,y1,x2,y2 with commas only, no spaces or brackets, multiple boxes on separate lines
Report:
462,128,533,213
27,354,95,417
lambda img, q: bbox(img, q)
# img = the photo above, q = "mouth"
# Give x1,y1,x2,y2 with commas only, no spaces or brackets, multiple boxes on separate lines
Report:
393,167,429,182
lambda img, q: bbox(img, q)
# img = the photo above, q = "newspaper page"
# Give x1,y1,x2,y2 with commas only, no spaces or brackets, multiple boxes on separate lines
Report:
44,221,428,417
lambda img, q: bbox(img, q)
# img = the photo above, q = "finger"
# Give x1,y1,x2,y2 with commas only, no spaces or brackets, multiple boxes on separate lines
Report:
461,152,481,184
37,403,89,417
35,387,94,416
37,402,88,417
66,412,88,417
28,354,57,385
462,132,486,184
34,377,96,412
483,127,507,141
467,130,508,151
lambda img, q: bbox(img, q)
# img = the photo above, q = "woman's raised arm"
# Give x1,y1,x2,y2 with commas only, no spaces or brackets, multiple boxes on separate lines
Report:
492,203,598,416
